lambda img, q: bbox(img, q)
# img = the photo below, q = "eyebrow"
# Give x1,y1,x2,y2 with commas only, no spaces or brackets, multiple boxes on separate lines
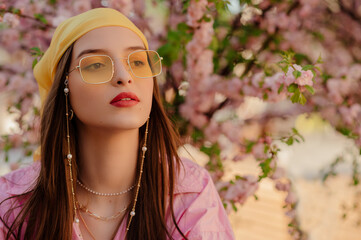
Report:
76,46,146,59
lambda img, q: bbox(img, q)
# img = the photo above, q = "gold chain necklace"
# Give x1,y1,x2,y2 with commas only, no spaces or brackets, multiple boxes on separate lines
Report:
76,200,127,221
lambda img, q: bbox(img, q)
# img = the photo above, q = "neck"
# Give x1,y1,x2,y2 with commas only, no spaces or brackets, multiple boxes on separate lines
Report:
76,124,140,195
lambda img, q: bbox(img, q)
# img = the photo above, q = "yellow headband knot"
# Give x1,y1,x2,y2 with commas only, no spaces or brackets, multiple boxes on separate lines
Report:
33,8,149,107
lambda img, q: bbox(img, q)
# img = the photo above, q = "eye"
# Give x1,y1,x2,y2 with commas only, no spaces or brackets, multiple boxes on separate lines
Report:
84,62,106,71
131,60,145,67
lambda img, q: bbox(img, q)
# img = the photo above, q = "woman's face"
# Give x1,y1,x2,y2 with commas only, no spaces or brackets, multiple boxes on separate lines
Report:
68,27,153,131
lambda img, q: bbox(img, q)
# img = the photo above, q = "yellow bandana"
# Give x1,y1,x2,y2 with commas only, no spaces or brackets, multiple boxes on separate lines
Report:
33,7,149,107
32,8,149,161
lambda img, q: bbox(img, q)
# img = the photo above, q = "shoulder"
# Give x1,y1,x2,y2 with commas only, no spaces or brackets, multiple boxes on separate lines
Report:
171,158,235,239
0,162,39,237
0,161,40,203
174,157,212,194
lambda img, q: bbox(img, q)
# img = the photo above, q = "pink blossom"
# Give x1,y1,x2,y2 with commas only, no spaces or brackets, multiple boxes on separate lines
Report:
170,61,184,86
251,72,264,88
186,0,208,27
350,104,361,119
186,39,203,58
107,0,134,16
0,73,7,90
285,191,297,205
10,162,20,171
194,93,214,112
221,121,240,142
24,129,39,144
179,103,195,121
264,72,284,92
190,113,208,128
299,4,312,18
2,13,20,27
73,0,91,14
9,134,22,148
20,97,33,115
285,209,297,219
7,75,24,92
169,13,186,29
133,0,145,15
195,49,214,80
220,175,259,205
275,181,290,192
242,85,258,97
204,120,221,143
252,142,267,159
296,70,313,86
270,167,286,180
1,29,20,51
193,19,214,47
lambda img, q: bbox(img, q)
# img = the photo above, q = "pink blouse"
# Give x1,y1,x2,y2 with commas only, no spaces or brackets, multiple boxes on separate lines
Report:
0,158,235,239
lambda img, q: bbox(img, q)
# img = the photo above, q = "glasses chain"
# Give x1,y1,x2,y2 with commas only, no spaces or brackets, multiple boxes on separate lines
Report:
64,76,149,238
64,76,78,223
125,118,148,233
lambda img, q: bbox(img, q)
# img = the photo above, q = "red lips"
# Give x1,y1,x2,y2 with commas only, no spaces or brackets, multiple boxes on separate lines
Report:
110,92,139,107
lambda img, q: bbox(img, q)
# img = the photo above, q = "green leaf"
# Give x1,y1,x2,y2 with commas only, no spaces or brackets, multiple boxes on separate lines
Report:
299,93,307,105
11,8,21,14
305,85,315,95
263,92,268,100
259,158,272,179
34,13,48,24
245,141,256,153
25,150,33,156
278,83,284,94
235,175,243,180
317,55,323,64
191,128,204,142
290,91,300,103
287,83,298,93
32,59,38,69
302,65,314,71
231,201,238,212
293,70,301,79
281,65,289,74
286,137,294,145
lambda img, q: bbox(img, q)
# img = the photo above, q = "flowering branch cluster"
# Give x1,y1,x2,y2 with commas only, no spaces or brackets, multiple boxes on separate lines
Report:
1,0,361,239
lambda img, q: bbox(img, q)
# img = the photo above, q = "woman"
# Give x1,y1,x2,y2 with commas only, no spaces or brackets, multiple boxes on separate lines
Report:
0,8,234,240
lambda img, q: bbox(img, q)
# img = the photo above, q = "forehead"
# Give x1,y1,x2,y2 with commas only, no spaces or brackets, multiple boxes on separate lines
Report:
72,26,145,57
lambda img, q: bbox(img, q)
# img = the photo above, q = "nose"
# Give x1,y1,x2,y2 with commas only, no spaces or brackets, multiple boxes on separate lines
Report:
111,58,133,86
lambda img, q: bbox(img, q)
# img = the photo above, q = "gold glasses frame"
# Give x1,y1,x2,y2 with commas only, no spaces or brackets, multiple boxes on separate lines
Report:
67,49,163,84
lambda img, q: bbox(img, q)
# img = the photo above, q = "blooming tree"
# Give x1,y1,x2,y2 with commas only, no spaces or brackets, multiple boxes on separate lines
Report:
1,0,361,238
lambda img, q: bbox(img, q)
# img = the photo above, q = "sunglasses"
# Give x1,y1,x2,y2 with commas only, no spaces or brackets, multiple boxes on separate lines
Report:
67,50,163,84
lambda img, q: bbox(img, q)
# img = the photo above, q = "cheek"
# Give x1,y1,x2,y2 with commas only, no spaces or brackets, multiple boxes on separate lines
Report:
68,79,105,118
143,80,154,111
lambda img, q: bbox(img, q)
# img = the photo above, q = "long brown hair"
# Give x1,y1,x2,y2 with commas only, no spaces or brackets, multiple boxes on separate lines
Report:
0,43,187,239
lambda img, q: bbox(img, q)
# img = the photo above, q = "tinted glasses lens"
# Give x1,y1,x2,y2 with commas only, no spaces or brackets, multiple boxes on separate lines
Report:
79,55,113,84
129,50,161,78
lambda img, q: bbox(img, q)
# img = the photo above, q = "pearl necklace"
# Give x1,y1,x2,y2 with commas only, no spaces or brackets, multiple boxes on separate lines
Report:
77,179,135,196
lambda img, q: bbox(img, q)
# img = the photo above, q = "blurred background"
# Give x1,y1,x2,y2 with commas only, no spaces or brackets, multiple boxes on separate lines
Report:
1,0,361,239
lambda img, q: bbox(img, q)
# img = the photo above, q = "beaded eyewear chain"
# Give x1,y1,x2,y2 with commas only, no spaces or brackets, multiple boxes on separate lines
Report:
64,76,149,239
